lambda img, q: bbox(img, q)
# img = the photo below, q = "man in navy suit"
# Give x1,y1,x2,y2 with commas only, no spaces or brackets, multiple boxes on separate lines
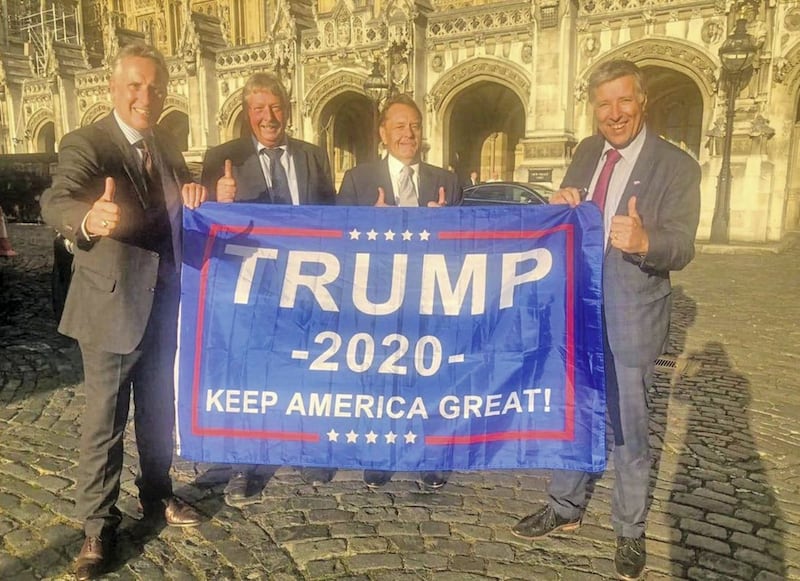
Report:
183,72,336,501
337,94,461,208
41,43,205,580
512,60,701,580
337,93,462,490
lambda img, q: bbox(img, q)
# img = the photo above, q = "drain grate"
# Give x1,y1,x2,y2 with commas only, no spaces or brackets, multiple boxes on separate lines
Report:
654,355,700,377
655,356,677,369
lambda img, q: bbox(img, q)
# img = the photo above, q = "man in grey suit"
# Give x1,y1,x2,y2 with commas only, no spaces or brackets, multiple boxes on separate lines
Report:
41,43,204,580
182,72,336,501
511,60,701,580
337,93,462,489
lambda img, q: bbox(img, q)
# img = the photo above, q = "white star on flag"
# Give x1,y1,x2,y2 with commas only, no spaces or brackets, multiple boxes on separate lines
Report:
349,229,361,240
367,229,378,240
365,431,378,444
346,430,359,443
384,431,398,444
404,431,417,444
402,230,413,241
326,429,339,442
419,230,431,241
384,230,396,241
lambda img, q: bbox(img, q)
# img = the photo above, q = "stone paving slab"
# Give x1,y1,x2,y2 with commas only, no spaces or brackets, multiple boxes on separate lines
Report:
1,224,798,580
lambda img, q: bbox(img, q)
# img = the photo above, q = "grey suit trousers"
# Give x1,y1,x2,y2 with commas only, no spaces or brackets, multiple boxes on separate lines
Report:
77,272,179,537
548,340,654,539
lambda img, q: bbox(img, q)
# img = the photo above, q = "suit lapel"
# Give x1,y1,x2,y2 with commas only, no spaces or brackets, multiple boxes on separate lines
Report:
291,139,310,204
101,115,149,209
615,130,657,215
417,163,436,206
379,158,396,205
236,138,269,201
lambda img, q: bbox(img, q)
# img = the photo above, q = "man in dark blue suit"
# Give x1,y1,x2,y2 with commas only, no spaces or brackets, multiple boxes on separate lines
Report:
337,93,462,490
183,72,336,501
41,43,205,580
337,94,461,208
512,60,701,580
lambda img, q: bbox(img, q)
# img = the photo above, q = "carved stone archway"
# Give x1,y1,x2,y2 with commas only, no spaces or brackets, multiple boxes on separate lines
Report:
26,108,55,153
304,70,371,132
428,57,531,119
218,88,244,142
429,58,530,175
582,37,717,100
80,102,112,127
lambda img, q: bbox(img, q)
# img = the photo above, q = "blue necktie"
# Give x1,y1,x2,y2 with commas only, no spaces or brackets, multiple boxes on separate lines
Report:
263,148,292,205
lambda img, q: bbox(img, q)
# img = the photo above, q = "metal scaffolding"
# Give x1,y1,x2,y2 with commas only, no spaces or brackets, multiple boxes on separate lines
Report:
12,2,81,75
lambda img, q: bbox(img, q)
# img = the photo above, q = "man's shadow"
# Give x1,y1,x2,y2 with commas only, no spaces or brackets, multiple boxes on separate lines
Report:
650,288,786,578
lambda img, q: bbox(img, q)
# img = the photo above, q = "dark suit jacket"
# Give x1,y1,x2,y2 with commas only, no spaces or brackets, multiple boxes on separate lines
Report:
337,157,463,206
41,113,191,354
562,129,701,367
201,136,335,204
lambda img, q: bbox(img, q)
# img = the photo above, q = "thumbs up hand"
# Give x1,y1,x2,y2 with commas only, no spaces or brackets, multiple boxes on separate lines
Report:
216,159,237,203
427,186,448,208
374,186,388,207
610,195,649,254
87,177,121,236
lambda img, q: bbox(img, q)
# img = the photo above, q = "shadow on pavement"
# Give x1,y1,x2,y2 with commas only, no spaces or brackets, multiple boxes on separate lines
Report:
655,286,786,579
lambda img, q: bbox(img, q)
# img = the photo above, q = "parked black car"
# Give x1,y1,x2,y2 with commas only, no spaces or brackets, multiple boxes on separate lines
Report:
462,182,553,206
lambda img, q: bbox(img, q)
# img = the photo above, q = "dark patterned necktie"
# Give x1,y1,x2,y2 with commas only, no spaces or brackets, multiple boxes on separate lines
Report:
591,148,622,213
263,148,292,205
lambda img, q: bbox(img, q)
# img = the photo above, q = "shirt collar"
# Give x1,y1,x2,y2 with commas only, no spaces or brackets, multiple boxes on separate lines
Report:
113,110,148,145
603,125,647,163
387,153,419,175
253,135,288,155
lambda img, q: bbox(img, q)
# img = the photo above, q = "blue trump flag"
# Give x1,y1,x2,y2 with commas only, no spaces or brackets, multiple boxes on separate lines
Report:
176,203,607,473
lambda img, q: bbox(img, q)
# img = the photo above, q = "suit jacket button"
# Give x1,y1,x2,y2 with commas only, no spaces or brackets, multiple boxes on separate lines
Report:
151,251,158,258
149,287,156,293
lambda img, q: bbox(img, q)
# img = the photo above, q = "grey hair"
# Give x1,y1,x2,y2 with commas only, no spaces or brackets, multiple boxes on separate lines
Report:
241,72,290,112
587,59,646,103
111,42,169,83
379,93,422,126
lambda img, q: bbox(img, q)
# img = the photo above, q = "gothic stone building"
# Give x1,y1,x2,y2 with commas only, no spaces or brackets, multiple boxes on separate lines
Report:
1,0,799,244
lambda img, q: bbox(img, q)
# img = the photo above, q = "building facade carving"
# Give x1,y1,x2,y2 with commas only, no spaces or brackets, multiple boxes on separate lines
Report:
0,0,798,244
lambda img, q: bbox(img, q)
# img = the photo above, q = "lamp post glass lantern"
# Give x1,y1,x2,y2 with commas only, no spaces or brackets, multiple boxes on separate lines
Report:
709,18,756,243
363,58,389,159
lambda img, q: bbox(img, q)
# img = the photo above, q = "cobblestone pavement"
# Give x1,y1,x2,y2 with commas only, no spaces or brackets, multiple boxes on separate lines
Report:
1,223,798,581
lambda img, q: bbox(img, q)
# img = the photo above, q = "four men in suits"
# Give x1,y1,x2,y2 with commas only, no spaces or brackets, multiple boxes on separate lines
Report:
41,40,701,581
337,93,462,489
511,60,701,581
40,43,206,581
182,72,337,501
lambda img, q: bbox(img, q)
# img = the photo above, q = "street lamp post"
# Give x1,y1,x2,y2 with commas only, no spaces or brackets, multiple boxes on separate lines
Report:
363,57,390,159
709,18,756,244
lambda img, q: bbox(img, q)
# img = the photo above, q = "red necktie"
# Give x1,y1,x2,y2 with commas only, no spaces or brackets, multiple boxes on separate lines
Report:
592,148,622,213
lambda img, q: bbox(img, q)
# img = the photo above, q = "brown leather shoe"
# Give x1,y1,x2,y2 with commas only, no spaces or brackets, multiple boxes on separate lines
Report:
163,497,201,527
74,536,105,580
140,496,201,527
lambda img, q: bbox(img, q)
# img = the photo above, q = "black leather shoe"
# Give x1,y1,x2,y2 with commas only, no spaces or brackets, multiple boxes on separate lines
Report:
74,536,105,580
615,536,646,580
140,497,201,528
224,471,251,500
363,470,394,488
299,468,335,485
419,471,450,490
511,504,581,539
